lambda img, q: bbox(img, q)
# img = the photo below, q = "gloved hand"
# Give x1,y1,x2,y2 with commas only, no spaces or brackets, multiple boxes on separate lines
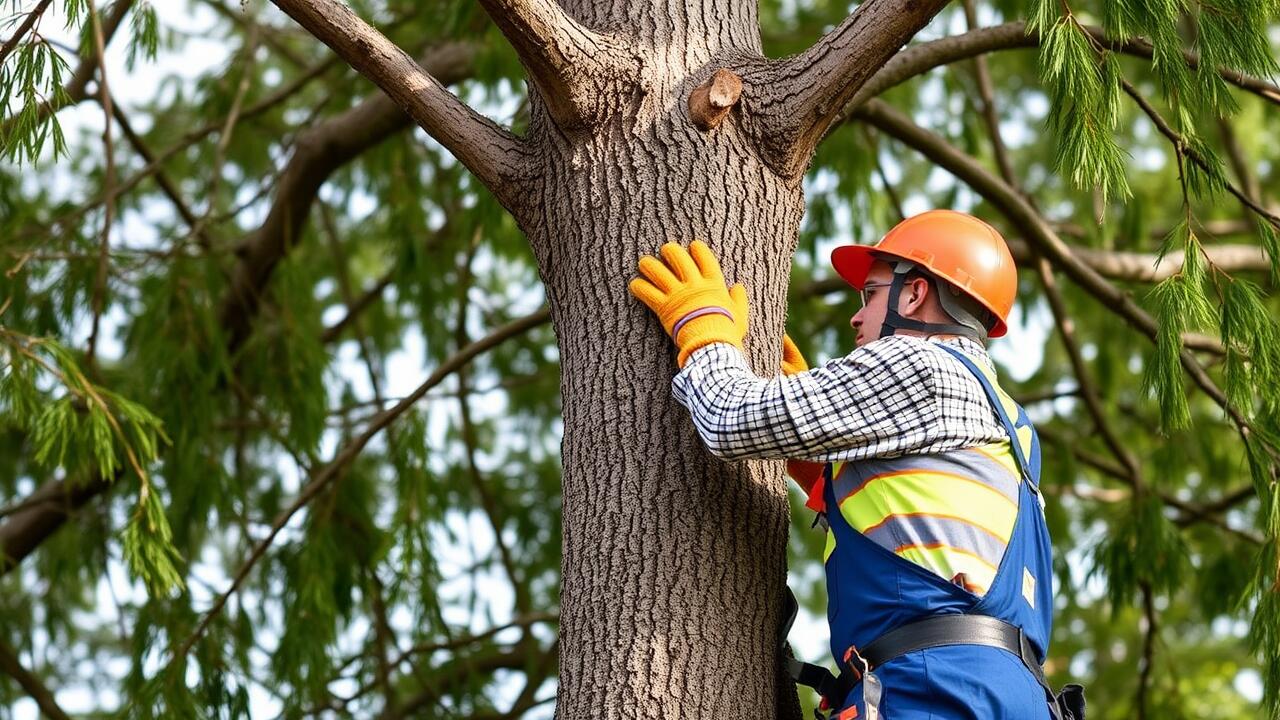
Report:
780,333,808,375
779,334,826,500
629,240,748,366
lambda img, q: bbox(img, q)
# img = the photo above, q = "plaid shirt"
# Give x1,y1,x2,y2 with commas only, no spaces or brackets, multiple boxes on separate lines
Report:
671,335,1009,463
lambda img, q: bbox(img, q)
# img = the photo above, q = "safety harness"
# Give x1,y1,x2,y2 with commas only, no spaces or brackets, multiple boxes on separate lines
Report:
781,589,1085,720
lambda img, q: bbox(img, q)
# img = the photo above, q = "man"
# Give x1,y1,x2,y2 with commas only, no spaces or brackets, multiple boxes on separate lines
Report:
629,210,1081,719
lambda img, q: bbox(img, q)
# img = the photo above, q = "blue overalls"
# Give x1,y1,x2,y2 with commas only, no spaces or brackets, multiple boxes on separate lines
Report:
820,345,1056,719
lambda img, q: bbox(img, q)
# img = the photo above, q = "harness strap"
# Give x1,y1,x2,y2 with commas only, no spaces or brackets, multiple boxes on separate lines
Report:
782,589,858,709
860,614,1051,695
783,588,1065,716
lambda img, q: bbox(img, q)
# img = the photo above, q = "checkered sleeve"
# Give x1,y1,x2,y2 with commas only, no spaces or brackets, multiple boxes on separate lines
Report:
671,335,967,462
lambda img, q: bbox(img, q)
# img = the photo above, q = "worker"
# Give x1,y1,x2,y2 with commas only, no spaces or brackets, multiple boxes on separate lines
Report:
628,210,1084,719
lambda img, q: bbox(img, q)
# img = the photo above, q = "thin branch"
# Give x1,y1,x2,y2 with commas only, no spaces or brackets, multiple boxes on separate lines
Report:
321,612,558,714
743,0,950,178
1136,582,1157,720
841,21,1280,122
85,0,116,367
168,308,551,667
0,0,133,140
454,237,528,614
267,0,527,200
1121,78,1280,231
196,21,263,243
961,0,1015,186
475,0,636,129
1036,425,1263,544
0,638,72,720
220,39,477,350
0,0,55,66
1216,117,1262,205
197,0,312,69
110,102,221,257
383,642,560,720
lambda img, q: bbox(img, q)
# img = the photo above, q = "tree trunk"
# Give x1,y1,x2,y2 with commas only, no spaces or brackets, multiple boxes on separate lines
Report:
508,3,806,718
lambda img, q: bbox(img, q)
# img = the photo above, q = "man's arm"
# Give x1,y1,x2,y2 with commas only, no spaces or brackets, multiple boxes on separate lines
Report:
670,336,943,462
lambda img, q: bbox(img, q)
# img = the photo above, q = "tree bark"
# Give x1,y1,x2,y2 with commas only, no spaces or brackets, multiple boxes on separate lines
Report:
512,5,801,718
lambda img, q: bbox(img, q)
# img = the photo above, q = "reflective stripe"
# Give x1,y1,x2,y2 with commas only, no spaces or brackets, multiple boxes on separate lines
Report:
969,443,1019,481
893,543,999,594
837,471,1017,542
862,513,1008,567
833,452,1020,506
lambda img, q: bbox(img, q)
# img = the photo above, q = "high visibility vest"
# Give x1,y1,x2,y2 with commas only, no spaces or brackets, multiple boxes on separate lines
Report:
820,344,1055,718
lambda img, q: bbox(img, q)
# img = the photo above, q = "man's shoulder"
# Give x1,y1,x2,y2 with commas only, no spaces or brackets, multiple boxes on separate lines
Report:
845,335,994,377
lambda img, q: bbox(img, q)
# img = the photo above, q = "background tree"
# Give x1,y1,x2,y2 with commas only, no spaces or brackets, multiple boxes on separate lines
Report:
1,0,1279,719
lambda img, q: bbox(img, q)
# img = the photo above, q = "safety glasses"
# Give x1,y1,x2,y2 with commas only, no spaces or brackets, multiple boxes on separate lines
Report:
859,281,894,307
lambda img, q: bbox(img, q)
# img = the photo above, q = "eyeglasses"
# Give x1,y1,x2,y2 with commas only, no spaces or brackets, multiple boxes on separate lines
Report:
859,282,894,307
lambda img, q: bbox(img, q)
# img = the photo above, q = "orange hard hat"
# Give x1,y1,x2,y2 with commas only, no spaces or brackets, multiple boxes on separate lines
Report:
830,210,1017,338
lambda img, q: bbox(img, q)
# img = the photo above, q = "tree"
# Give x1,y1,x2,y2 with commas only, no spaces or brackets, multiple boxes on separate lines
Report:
1,0,1278,718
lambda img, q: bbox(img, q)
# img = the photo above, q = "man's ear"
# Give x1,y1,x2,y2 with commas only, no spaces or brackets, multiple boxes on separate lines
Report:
904,276,930,313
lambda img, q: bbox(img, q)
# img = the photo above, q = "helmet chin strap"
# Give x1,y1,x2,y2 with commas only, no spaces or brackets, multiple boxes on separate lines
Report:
878,262,989,342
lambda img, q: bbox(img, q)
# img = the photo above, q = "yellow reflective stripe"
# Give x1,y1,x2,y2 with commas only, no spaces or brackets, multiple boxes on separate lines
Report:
823,529,836,563
893,543,998,595
969,443,1020,482
838,471,1017,543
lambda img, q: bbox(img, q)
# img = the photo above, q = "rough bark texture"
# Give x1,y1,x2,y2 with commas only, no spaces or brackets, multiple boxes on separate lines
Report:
509,4,803,718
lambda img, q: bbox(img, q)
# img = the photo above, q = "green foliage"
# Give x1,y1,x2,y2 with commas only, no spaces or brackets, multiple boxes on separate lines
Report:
125,1,159,70
1141,267,1215,430
1,327,182,595
1030,5,1131,201
0,38,71,163
1093,494,1189,609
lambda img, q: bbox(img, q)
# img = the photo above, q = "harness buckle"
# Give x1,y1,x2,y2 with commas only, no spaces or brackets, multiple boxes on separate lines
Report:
842,645,870,681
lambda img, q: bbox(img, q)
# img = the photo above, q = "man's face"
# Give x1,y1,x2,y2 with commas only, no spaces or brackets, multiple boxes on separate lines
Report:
849,261,897,347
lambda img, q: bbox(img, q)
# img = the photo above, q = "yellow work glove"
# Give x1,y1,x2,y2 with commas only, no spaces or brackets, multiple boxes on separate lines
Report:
629,240,748,366
780,333,808,375
780,334,826,500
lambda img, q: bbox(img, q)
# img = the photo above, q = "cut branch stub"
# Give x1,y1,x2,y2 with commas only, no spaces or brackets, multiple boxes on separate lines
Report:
688,69,743,131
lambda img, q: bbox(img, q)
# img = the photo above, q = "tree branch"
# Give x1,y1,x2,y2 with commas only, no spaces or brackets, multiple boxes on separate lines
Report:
840,21,1280,122
220,39,476,350
476,0,636,129
0,0,55,66
267,0,528,201
742,0,950,179
0,637,72,720
1121,78,1280,231
85,0,117,369
804,241,1272,291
